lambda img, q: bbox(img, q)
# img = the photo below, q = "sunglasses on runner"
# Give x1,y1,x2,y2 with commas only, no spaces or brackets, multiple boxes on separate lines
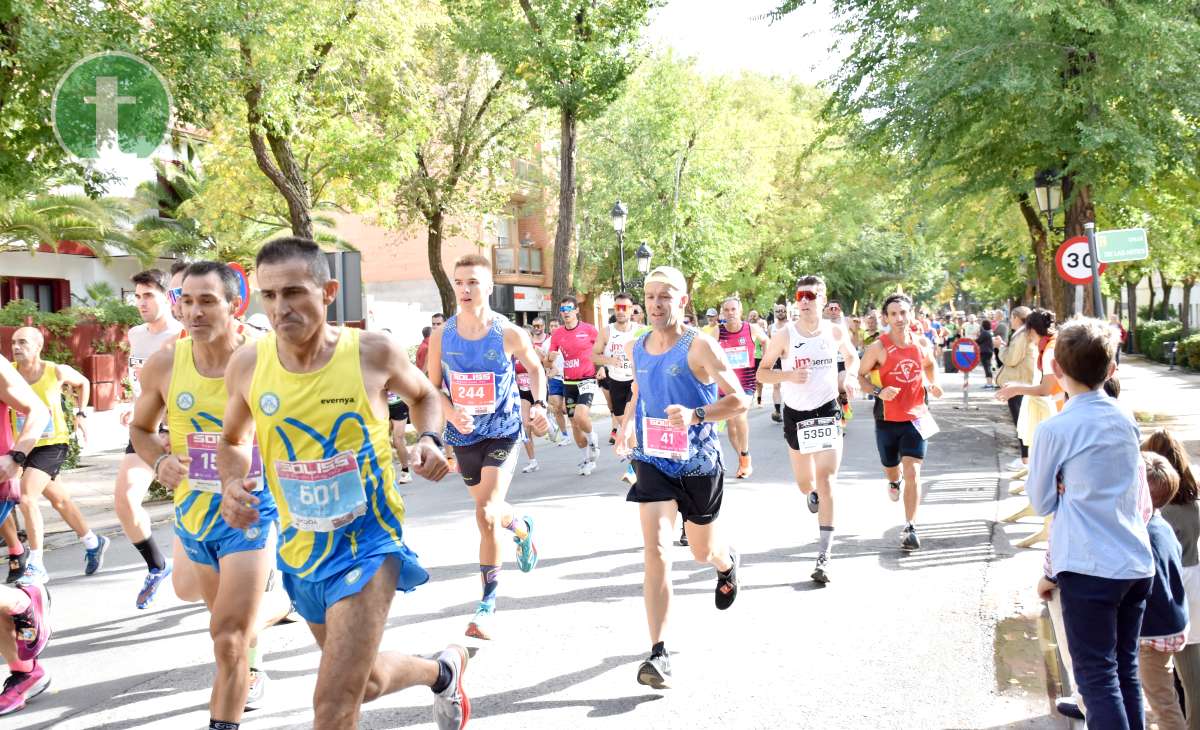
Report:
167,287,183,304
795,290,819,302
559,305,576,313
614,303,630,311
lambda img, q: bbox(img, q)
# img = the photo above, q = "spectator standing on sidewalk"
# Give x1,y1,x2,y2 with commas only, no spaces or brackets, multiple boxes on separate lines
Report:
997,307,1036,471
1145,428,1200,730
976,319,996,389
1026,317,1153,729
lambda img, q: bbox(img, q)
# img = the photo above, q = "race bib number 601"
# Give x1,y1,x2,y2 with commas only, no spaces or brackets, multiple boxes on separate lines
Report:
275,451,367,532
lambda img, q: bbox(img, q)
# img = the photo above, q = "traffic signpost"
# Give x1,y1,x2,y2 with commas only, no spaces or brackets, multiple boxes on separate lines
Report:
228,262,250,318
953,338,980,373
1096,227,1149,263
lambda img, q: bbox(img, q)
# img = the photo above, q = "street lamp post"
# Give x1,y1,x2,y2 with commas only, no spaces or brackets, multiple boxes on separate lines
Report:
635,241,653,283
610,200,628,292
1034,169,1063,310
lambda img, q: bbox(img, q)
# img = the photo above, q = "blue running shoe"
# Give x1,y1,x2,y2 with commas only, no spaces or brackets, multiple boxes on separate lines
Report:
514,517,537,573
15,562,48,587
137,564,172,609
84,535,110,576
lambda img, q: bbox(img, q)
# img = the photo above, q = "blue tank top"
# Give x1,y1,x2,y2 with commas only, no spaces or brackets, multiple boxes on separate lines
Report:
632,328,721,477
440,313,523,446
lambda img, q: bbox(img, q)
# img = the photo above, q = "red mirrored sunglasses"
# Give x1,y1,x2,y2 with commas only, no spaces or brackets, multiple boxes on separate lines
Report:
795,290,819,302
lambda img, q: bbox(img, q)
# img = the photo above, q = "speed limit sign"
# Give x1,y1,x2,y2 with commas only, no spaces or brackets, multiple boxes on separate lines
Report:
1055,236,1108,285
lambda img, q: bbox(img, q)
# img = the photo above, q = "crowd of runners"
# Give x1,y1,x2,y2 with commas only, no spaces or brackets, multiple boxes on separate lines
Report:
0,238,1051,727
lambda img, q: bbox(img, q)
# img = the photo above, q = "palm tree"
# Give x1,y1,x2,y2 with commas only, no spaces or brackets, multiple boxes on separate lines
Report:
0,193,156,264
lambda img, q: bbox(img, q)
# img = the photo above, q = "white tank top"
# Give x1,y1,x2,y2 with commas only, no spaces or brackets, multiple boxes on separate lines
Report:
605,322,637,382
781,321,840,411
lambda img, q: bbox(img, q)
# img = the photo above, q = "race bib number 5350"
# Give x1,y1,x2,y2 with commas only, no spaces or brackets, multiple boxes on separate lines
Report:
797,416,840,454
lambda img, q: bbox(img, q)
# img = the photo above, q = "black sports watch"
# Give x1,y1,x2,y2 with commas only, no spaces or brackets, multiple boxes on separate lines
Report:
872,386,883,396
532,399,547,409
418,431,445,450
693,406,706,424
7,450,27,467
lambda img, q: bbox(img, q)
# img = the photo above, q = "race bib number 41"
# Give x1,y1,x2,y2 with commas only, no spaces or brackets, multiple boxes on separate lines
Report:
642,416,688,460
185,432,263,494
275,451,367,532
797,416,840,454
450,371,497,415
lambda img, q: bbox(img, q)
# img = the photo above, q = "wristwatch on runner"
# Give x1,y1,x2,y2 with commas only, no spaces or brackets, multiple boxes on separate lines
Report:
873,386,883,396
532,400,547,409
7,449,27,467
692,407,706,424
418,431,445,450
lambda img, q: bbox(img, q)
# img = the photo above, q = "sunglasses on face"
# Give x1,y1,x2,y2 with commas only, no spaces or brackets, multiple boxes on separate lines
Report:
614,303,630,311
795,291,819,302
559,305,576,313
167,287,183,304
825,305,841,311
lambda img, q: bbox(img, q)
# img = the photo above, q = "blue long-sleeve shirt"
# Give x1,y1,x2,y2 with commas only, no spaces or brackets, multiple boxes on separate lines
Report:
1027,389,1153,580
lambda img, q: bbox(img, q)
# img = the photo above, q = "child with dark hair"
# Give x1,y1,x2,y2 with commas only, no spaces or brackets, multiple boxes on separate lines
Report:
1145,429,1200,729
1137,451,1188,730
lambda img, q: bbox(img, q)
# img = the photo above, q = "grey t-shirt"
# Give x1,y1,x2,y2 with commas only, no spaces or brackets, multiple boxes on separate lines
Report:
1162,501,1200,567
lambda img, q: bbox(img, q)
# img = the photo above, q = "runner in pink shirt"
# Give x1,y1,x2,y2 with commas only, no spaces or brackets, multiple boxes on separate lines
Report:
549,296,601,475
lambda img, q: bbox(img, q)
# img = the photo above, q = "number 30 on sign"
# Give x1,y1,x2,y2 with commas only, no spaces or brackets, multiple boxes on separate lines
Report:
1055,236,1108,286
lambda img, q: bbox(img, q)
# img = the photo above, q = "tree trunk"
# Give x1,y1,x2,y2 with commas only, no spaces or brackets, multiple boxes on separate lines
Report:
1017,194,1060,315
1161,273,1174,320
551,105,577,306
1060,175,1095,319
1182,277,1195,335
427,208,455,317
1126,280,1138,354
1148,273,1157,320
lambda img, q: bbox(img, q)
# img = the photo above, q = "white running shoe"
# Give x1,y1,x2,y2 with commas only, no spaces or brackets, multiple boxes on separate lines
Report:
396,467,413,484
521,460,540,474
579,460,595,476
1005,457,1025,471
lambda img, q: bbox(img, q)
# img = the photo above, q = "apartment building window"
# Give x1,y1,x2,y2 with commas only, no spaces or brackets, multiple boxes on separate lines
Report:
519,239,543,274
2,276,68,312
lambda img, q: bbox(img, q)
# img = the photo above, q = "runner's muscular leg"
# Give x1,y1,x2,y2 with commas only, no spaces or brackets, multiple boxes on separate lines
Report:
209,548,270,722
172,536,203,602
0,514,19,552
114,453,154,543
787,449,816,497
813,446,843,527
17,468,52,551
519,401,535,458
41,479,89,538
682,519,732,573
727,412,749,453
391,419,409,469
309,558,439,727
571,404,591,448
469,463,518,566
639,501,677,646
901,456,922,523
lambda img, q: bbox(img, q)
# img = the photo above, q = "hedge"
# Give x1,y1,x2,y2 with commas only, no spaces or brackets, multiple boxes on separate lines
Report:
1178,334,1200,370
1135,319,1183,361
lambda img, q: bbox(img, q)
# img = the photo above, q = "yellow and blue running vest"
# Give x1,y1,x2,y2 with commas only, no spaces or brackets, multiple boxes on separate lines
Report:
168,337,276,542
250,327,408,581
10,362,68,447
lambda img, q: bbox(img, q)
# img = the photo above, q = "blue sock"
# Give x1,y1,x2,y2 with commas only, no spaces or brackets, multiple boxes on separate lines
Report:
480,564,499,609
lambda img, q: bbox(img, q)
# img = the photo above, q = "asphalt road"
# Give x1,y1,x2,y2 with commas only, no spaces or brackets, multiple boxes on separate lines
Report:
19,372,1061,730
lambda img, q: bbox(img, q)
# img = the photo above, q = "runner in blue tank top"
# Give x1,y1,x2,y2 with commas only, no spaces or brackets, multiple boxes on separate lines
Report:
426,254,550,641
614,265,750,691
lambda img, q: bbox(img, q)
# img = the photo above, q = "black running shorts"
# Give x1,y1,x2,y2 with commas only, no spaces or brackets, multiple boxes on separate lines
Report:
26,443,69,479
607,379,634,418
564,379,596,416
454,436,520,488
783,399,843,452
627,461,724,525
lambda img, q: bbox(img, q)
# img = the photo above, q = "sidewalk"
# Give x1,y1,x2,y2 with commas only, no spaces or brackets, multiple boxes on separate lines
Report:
1114,353,1200,458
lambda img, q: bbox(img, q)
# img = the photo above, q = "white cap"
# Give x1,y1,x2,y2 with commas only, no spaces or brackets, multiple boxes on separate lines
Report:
644,265,687,293
705,308,718,317
246,313,271,331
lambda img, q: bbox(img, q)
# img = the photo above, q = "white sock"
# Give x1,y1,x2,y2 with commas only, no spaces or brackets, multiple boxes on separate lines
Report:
586,431,597,447
28,548,43,567
81,531,99,550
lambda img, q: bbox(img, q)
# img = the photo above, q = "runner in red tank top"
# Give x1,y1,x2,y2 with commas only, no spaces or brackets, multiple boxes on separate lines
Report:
857,293,944,551
716,297,769,479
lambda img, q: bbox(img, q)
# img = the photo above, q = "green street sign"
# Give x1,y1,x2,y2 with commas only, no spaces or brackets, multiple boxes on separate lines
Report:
52,51,173,160
1096,227,1149,264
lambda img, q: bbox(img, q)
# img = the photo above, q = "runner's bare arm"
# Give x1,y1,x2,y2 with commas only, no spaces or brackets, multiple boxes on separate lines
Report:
366,331,449,481
857,341,890,396
57,363,90,417
129,348,186,488
755,329,790,385
752,323,770,348
834,325,861,396
425,326,470,434
508,326,548,404
921,341,944,398
614,344,638,457
673,336,750,426
218,343,260,528
0,356,49,480
591,326,613,367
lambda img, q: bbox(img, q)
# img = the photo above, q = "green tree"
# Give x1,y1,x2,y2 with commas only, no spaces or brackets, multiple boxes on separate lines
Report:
770,0,1200,321
449,0,663,306
388,20,537,316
